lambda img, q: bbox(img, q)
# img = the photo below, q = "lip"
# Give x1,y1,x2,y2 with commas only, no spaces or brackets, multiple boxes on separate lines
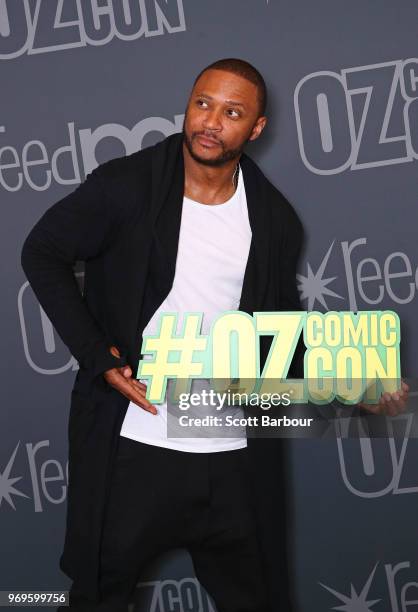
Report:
196,134,221,148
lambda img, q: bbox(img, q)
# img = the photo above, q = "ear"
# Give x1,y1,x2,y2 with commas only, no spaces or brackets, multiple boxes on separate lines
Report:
249,116,267,142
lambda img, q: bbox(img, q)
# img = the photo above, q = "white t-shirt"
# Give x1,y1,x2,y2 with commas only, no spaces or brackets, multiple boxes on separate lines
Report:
119,167,251,452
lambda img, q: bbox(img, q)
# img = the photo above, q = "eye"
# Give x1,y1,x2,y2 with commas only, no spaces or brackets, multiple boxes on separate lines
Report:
196,99,209,108
227,108,240,118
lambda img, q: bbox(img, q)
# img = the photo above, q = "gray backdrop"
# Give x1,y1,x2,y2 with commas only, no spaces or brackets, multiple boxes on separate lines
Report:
2,1,418,610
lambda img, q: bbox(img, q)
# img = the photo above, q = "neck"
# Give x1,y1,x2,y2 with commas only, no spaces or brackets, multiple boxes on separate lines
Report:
183,141,240,205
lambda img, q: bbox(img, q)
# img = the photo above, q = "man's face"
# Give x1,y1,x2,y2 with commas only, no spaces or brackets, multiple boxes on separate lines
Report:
183,69,267,167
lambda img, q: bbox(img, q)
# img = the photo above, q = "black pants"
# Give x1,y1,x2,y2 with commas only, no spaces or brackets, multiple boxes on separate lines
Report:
64,437,269,612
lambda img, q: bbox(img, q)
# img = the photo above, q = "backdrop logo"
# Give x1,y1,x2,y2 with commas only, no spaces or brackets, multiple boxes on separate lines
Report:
297,237,418,311
0,440,68,513
0,0,186,59
294,59,418,174
134,579,215,612
18,278,80,374
336,413,418,497
319,560,418,612
0,114,184,192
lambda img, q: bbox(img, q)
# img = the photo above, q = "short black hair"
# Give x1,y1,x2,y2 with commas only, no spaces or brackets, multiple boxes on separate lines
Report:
193,58,267,117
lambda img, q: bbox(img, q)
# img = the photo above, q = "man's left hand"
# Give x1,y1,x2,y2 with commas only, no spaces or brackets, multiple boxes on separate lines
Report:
358,380,410,416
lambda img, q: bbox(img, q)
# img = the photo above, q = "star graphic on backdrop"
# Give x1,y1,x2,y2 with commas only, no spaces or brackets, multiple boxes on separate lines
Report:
319,563,381,612
0,442,29,510
296,240,343,310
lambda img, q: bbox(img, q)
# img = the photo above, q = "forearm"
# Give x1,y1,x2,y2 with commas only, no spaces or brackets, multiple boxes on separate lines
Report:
21,238,124,377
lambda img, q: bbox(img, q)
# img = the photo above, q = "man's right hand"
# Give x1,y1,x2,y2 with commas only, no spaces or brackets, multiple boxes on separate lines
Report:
103,346,157,415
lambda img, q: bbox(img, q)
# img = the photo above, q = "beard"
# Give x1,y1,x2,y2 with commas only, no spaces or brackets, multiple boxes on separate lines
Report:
182,123,249,167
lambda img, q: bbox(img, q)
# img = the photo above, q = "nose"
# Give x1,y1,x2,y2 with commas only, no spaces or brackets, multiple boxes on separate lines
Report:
202,108,222,131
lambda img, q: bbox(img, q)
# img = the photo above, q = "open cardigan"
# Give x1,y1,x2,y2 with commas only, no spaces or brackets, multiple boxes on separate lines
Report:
21,132,305,610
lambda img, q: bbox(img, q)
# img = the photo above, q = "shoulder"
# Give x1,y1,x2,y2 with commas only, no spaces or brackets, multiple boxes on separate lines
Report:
240,152,304,238
92,131,183,186
92,140,154,185
83,132,183,230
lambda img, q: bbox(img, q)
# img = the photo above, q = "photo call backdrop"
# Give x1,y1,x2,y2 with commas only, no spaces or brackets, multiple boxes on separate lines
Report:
2,1,418,610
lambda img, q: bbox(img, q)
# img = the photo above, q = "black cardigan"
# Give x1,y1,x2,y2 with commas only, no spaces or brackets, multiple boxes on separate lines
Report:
21,132,305,610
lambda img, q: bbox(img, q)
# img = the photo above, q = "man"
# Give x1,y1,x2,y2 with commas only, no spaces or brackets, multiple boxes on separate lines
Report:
21,58,408,612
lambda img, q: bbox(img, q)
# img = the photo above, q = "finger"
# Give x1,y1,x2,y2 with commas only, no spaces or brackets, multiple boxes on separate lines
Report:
375,395,388,416
390,394,407,413
391,395,408,415
397,398,407,412
116,377,157,415
131,380,147,392
123,376,146,390
401,380,410,393
383,397,401,416
103,370,155,413
125,378,147,395
110,345,121,358
118,389,157,415
373,394,386,416
112,368,147,397
122,389,157,414
389,390,408,415
400,387,409,399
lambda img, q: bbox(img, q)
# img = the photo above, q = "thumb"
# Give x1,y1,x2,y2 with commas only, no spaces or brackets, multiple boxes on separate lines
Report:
121,365,132,378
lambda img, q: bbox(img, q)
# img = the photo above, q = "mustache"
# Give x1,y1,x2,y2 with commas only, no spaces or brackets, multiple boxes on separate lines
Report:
192,131,224,146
